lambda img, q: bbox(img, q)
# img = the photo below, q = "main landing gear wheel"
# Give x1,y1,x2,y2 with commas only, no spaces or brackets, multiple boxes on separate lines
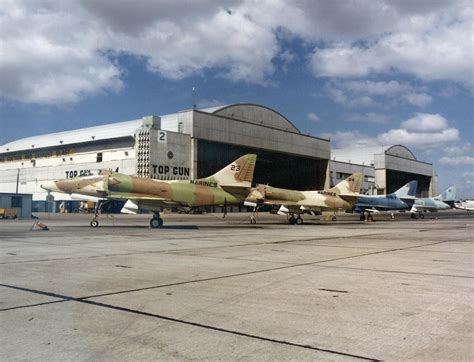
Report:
360,214,366,221
295,217,304,225
419,213,425,219
150,217,164,228
366,214,374,222
288,216,296,225
332,215,337,221
410,213,416,219
250,216,257,224
390,213,395,219
90,219,99,227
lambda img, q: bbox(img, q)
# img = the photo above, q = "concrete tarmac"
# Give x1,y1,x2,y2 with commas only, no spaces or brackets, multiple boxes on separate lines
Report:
0,211,473,361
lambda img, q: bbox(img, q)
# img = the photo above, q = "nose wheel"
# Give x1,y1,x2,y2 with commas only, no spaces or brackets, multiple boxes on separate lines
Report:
249,206,260,224
89,200,103,227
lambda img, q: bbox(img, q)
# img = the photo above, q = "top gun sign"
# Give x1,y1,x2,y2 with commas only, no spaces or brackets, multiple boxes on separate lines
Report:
151,164,190,178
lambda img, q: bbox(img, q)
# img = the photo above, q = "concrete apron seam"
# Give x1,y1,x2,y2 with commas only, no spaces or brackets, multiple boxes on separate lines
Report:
0,283,379,361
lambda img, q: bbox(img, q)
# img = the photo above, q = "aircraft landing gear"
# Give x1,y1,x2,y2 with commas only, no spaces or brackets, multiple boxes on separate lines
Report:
419,212,425,219
359,213,366,221
288,214,303,225
331,212,337,221
250,206,259,224
150,212,164,228
410,213,416,219
390,212,395,219
365,212,373,222
90,200,103,227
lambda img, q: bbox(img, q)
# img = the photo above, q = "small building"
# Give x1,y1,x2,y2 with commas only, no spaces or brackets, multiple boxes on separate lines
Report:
0,192,32,218
330,145,436,197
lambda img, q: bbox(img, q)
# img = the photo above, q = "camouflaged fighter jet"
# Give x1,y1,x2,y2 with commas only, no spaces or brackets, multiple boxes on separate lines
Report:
354,181,417,221
410,186,456,219
41,154,257,228
244,173,363,225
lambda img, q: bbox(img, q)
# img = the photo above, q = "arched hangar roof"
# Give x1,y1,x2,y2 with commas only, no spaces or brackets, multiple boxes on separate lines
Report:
201,103,300,133
1,103,302,154
384,145,416,160
331,144,419,165
0,119,142,154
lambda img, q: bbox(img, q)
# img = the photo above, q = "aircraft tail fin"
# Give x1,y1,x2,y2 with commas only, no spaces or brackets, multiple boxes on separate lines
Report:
328,173,363,195
438,186,456,202
393,180,418,199
203,154,257,189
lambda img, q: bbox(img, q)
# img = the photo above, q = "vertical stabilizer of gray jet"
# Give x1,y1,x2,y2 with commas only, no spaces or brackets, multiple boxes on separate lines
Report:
393,180,418,199
439,186,456,202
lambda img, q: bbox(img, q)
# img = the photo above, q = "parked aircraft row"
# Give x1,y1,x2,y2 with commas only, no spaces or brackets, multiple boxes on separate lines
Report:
454,199,474,214
41,154,459,228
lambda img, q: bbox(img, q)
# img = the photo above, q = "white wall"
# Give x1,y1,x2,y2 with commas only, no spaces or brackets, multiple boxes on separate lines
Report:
0,146,136,200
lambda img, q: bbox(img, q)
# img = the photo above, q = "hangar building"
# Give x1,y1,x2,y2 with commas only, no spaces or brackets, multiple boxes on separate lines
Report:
330,145,436,197
0,103,438,213
0,104,331,211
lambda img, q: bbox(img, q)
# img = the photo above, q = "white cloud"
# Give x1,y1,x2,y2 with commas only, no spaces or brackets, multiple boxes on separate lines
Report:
439,156,474,165
0,1,123,105
444,143,471,157
325,112,463,149
402,93,432,107
378,128,459,146
310,9,474,87
196,98,225,109
325,80,432,108
377,113,461,147
1,0,472,105
346,112,391,124
401,113,448,132
322,131,379,148
307,112,320,122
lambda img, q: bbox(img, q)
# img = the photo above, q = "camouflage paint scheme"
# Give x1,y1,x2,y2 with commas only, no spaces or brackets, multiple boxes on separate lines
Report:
41,154,257,211
246,173,363,213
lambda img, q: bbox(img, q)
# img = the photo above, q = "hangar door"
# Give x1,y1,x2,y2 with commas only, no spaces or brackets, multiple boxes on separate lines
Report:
197,140,328,190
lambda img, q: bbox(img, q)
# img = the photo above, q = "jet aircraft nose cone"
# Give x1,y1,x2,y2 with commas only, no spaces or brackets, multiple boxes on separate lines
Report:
41,181,59,192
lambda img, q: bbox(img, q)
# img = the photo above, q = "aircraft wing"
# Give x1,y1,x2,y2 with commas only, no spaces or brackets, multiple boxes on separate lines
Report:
338,194,359,204
276,204,327,214
120,198,191,214
362,208,381,213
106,192,188,213
354,204,391,212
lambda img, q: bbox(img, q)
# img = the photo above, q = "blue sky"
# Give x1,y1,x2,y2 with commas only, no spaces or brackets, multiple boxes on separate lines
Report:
1,1,473,197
